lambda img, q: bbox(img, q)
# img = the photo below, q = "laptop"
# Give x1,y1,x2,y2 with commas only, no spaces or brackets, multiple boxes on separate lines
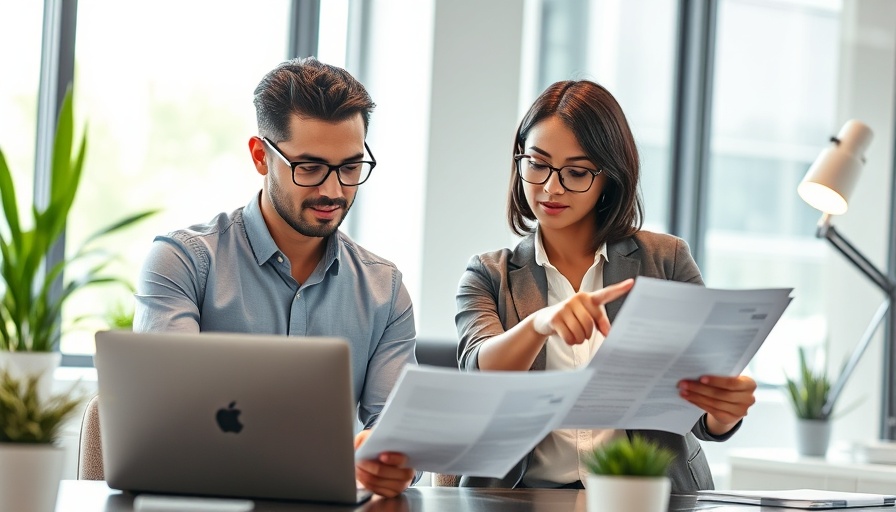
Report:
697,489,896,509
93,330,373,505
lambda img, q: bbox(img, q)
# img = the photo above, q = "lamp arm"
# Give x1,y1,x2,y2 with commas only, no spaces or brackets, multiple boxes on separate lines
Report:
817,214,896,295
821,298,890,418
814,213,896,418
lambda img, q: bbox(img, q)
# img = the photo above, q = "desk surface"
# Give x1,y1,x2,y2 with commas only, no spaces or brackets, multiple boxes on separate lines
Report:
55,481,896,512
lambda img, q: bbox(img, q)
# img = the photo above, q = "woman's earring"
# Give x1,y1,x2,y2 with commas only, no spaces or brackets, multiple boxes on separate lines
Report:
597,193,611,213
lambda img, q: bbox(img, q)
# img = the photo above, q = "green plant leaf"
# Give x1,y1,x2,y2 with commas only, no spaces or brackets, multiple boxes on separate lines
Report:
583,435,675,477
783,346,832,420
81,209,160,246
0,369,88,443
0,148,22,242
0,86,158,352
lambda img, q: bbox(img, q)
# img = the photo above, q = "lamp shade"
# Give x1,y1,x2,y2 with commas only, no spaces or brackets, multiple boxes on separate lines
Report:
797,119,873,215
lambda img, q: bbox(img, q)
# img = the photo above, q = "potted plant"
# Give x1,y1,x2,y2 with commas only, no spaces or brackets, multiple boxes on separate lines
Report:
784,346,839,457
0,85,156,396
0,368,87,512
583,434,676,512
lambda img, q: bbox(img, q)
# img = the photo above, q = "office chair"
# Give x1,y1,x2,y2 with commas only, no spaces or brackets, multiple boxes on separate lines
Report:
77,394,105,480
432,473,460,486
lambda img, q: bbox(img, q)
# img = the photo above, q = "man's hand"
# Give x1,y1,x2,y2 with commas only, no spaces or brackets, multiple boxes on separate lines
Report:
354,429,415,498
678,374,757,435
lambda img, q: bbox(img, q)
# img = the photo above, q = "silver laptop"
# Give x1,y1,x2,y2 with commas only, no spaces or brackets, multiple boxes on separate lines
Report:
94,330,373,505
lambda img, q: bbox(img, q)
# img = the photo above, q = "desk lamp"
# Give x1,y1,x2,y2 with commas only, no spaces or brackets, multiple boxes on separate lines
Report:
797,119,896,418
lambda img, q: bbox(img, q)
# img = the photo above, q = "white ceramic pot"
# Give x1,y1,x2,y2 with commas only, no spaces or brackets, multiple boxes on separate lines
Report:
0,351,62,401
0,443,65,512
585,474,671,512
796,418,831,457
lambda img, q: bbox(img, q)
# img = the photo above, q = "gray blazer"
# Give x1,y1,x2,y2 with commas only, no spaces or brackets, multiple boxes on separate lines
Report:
454,231,740,492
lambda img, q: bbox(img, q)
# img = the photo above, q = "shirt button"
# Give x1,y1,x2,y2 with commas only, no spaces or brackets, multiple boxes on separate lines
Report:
277,256,284,263
296,291,301,299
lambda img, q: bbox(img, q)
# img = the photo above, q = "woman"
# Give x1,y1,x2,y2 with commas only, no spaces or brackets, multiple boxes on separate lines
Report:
454,80,756,491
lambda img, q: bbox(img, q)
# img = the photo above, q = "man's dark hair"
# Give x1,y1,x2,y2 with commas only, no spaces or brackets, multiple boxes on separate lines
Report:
507,80,644,248
253,57,376,142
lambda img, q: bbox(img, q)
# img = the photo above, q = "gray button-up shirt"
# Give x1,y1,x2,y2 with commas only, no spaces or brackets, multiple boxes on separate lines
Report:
134,192,417,428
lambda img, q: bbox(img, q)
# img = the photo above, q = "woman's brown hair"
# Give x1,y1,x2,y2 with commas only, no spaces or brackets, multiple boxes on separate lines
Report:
507,80,643,247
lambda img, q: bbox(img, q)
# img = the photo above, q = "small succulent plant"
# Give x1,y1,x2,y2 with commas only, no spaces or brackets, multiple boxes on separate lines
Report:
583,435,675,477
784,346,832,420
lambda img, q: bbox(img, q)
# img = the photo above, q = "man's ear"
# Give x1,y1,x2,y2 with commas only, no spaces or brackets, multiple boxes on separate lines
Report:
249,136,269,176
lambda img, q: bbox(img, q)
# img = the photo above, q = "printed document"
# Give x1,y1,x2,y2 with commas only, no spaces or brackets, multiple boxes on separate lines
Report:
354,365,593,477
357,277,791,477
561,277,792,433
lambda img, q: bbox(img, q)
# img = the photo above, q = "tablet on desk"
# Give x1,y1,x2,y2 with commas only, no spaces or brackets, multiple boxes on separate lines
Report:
697,489,896,509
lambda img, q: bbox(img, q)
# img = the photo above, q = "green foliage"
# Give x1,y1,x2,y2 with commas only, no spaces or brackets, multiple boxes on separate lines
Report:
0,86,157,352
104,298,136,330
0,368,87,443
583,435,675,477
784,346,832,420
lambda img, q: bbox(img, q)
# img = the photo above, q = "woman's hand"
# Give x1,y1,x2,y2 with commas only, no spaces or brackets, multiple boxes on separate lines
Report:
531,278,634,345
678,374,757,435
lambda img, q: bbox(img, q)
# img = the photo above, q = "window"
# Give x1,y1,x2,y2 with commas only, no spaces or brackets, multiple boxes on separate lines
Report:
702,0,842,384
529,0,677,232
0,2,44,225
61,0,293,355
530,0,844,385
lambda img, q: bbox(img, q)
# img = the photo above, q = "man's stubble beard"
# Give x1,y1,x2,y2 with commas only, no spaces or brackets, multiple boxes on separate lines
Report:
268,174,353,238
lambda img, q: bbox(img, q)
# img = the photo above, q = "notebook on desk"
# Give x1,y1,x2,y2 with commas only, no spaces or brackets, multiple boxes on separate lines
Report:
697,489,896,509
94,330,373,505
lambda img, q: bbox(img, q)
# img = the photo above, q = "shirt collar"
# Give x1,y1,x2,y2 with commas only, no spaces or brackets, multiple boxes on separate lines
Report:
244,192,280,266
243,192,342,274
534,225,608,268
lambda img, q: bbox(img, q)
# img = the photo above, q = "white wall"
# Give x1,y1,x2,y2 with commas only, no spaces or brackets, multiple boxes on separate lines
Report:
356,0,525,340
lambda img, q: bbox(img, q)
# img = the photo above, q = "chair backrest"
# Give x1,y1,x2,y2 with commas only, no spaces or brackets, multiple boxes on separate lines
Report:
77,394,105,480
415,339,459,369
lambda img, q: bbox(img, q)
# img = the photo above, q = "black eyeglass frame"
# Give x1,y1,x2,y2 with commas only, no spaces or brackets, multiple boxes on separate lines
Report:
513,154,603,193
261,136,377,187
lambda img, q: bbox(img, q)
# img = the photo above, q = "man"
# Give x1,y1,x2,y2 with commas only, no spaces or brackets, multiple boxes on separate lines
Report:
134,57,417,498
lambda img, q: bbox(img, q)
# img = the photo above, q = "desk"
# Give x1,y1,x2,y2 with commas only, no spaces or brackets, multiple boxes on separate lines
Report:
55,481,896,511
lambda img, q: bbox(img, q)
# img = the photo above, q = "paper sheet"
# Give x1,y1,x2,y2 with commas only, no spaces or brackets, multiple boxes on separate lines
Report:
561,277,792,433
354,365,593,478
357,277,792,476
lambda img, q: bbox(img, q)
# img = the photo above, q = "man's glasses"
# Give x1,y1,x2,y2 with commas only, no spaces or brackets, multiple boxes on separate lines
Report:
514,154,602,193
262,137,376,187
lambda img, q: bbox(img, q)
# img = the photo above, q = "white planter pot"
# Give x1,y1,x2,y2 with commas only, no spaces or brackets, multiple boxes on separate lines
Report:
0,443,65,512
0,351,62,401
585,474,671,512
796,418,831,457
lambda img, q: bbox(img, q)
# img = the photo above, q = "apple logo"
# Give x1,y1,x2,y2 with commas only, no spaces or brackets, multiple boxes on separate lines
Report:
215,401,243,433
